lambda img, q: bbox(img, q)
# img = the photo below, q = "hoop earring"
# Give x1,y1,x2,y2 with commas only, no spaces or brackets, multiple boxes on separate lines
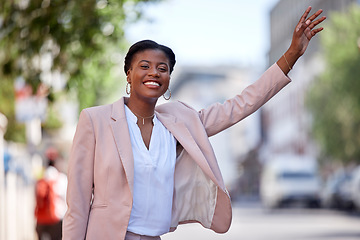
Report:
163,88,171,100
126,82,131,95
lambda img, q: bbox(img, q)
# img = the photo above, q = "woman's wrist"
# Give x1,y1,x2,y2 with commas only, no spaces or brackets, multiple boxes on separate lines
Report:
277,48,302,75
286,46,302,63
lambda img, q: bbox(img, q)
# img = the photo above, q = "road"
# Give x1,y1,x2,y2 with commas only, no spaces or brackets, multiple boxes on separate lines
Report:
162,201,360,240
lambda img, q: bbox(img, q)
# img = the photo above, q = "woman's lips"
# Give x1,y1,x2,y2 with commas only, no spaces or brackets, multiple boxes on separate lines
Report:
144,81,160,87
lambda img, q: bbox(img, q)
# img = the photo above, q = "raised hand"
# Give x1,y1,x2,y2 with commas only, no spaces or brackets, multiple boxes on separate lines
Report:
291,6,326,56
277,6,326,75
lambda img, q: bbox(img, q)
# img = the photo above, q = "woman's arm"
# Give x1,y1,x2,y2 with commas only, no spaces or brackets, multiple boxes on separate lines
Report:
277,6,326,75
63,109,96,240
200,63,291,137
200,7,326,136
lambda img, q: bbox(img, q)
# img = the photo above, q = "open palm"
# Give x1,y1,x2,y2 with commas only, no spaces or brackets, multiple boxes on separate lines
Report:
291,7,326,56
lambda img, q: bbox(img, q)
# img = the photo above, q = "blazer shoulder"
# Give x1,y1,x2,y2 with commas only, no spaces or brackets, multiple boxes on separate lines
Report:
156,100,197,115
81,103,113,122
83,103,111,113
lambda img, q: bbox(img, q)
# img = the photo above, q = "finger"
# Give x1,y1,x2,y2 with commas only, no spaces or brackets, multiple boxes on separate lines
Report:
307,9,323,22
307,27,324,40
309,16,326,29
311,27,324,37
300,10,324,32
298,6,312,24
296,6,315,32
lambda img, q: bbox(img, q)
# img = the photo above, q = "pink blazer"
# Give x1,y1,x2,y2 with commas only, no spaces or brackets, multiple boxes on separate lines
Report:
63,63,291,240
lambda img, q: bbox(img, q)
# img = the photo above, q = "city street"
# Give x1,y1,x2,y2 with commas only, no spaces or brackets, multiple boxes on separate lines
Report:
162,201,360,240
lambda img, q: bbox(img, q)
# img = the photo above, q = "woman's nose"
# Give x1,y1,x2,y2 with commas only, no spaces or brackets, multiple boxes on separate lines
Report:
148,67,160,77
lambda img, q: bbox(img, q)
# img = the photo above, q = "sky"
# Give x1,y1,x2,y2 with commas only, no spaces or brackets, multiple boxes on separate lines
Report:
125,0,280,68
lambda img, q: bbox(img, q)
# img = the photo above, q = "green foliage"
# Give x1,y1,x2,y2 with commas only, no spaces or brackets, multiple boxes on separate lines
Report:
0,0,159,142
306,4,360,164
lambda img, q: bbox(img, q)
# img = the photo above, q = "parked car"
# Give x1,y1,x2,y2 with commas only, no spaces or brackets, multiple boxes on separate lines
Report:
320,169,354,210
260,155,321,208
350,165,360,211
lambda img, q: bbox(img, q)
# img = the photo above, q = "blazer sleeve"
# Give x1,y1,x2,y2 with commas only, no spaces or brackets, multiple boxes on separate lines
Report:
199,63,291,137
63,109,95,240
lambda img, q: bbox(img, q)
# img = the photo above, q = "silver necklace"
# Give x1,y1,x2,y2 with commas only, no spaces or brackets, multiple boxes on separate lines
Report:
131,111,155,125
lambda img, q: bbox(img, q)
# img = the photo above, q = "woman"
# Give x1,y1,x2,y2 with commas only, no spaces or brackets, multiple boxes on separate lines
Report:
63,6,325,240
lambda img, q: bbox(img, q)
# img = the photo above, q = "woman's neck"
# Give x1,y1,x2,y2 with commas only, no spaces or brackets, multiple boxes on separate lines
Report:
125,97,156,120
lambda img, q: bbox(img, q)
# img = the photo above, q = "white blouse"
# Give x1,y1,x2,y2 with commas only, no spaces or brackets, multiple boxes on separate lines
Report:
124,105,177,236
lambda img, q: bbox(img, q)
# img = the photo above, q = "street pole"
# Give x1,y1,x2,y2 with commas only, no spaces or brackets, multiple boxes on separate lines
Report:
0,112,8,240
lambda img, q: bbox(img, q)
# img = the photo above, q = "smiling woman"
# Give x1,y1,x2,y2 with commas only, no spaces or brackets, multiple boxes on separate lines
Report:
63,7,326,239
124,40,176,128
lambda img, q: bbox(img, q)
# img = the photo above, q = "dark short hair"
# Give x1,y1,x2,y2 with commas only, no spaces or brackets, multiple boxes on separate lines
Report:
124,40,176,75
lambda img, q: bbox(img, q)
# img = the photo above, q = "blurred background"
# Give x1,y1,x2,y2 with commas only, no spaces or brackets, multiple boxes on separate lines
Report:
1,0,360,239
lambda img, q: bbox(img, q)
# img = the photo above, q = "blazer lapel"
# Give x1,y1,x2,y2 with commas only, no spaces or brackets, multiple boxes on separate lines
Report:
156,112,221,187
110,98,134,195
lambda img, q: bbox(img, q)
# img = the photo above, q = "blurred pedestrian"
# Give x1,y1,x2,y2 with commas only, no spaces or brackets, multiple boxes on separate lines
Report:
35,147,67,240
63,7,326,240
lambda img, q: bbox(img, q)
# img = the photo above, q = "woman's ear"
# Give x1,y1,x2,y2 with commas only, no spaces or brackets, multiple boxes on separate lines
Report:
126,72,131,84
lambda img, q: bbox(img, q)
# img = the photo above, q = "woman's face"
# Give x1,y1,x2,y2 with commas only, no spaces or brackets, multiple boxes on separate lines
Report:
127,49,170,102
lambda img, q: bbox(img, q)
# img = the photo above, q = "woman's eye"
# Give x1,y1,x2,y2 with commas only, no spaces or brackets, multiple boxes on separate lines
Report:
141,65,149,69
158,67,167,72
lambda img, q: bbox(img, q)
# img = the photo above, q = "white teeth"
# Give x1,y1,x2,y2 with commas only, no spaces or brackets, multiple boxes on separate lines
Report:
144,81,160,86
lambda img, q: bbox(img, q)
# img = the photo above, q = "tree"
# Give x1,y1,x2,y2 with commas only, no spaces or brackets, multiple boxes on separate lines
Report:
306,4,360,164
0,0,159,142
